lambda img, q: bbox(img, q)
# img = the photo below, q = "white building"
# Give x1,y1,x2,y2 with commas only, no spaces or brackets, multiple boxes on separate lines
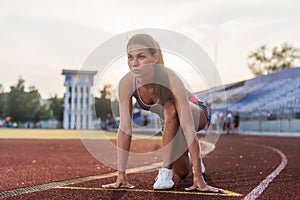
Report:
62,69,97,129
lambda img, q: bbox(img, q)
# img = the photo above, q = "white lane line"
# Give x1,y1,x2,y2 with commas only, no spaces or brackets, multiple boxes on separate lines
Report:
0,162,162,199
243,145,288,200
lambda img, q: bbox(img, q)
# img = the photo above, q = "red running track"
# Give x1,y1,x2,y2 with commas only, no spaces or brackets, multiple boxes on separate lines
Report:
0,134,299,199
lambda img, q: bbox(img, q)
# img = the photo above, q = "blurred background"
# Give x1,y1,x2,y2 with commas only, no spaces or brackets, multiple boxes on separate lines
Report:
0,0,299,135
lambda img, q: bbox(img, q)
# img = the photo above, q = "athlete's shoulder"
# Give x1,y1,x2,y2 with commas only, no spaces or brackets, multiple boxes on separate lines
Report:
118,72,134,98
165,67,184,84
119,72,133,87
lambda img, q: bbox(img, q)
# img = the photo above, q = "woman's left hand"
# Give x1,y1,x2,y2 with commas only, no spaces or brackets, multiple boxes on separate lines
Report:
185,175,224,193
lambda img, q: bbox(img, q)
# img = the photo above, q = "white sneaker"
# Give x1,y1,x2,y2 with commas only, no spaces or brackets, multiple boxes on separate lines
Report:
153,168,174,190
188,153,206,174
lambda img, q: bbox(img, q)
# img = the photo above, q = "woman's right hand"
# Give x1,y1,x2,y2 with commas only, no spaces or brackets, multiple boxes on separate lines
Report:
185,174,223,193
101,174,135,189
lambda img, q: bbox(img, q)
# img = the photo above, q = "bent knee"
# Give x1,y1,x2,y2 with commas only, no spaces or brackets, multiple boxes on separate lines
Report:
174,168,190,179
197,109,209,131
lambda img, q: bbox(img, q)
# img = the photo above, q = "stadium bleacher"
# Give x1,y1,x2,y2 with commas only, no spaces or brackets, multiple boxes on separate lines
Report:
196,67,300,120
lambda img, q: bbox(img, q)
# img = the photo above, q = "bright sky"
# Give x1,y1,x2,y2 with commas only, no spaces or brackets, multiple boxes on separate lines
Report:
1,0,300,98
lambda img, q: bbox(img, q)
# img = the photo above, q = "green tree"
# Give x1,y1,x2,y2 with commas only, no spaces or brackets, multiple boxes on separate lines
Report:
49,94,64,122
27,86,44,122
0,84,4,118
248,43,300,76
95,84,113,121
4,77,50,123
35,104,51,122
100,84,112,99
111,99,119,117
4,78,27,122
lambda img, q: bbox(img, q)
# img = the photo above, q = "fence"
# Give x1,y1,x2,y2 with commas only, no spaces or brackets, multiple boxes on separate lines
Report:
239,119,300,132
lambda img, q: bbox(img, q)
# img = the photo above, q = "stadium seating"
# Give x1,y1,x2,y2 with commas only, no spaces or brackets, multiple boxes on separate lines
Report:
195,67,300,119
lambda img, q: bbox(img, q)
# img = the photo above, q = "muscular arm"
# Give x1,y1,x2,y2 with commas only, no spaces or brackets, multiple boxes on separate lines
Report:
102,74,135,189
117,101,133,173
117,74,134,173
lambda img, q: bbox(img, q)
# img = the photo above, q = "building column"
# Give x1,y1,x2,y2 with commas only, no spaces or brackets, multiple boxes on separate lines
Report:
70,85,75,129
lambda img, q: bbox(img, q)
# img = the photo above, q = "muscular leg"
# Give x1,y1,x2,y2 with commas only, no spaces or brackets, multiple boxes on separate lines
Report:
161,101,180,169
173,103,208,177
162,102,208,179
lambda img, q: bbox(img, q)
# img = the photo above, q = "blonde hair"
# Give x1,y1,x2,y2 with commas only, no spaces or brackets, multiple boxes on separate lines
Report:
127,34,173,105
127,34,164,65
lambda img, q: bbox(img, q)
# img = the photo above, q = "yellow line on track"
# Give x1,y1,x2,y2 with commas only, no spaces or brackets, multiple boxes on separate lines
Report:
56,186,243,197
0,129,163,140
0,140,241,198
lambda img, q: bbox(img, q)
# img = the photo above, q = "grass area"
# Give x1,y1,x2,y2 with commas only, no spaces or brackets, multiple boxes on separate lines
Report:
0,129,117,140
0,129,162,140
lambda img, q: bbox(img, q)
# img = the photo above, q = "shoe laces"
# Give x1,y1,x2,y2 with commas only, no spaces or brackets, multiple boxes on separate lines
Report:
156,168,172,181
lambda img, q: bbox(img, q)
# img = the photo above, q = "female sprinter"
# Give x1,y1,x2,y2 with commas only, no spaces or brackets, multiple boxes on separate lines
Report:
102,33,223,193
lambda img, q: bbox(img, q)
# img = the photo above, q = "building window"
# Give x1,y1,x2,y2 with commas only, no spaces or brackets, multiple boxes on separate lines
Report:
68,114,71,126
80,98,83,109
86,115,89,128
